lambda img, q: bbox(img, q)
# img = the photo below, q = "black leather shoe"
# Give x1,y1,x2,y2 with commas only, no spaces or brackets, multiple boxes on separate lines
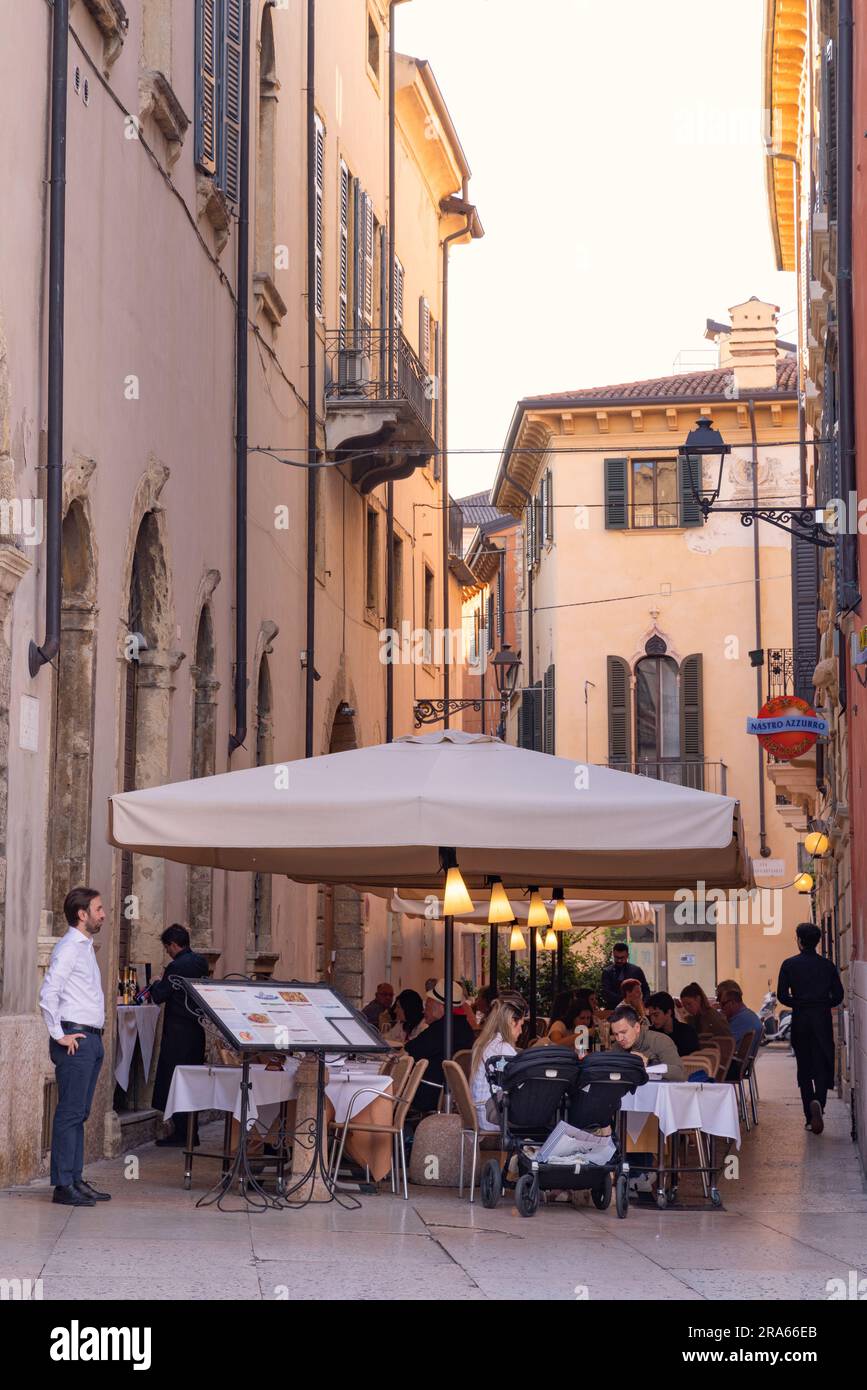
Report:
53,1184,95,1207
75,1179,111,1202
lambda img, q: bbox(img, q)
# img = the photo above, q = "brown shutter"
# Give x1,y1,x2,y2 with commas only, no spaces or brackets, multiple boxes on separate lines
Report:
607,655,632,765
680,653,704,760
195,0,218,175
604,458,628,529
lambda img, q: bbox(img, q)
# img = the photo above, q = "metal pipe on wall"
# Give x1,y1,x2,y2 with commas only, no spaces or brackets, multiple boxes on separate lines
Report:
837,0,860,607
304,0,318,758
229,0,253,753
385,3,397,743
29,0,69,678
748,398,769,867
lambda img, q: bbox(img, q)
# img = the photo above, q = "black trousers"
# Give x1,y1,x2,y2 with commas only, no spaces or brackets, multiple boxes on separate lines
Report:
152,1020,205,1136
49,1031,104,1187
791,1011,835,1121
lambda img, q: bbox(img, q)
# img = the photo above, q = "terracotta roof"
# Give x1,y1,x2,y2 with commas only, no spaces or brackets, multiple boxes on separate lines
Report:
456,490,514,529
522,356,797,407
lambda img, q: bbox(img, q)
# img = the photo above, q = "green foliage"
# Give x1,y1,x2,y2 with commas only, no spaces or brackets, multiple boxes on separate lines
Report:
497,927,620,1015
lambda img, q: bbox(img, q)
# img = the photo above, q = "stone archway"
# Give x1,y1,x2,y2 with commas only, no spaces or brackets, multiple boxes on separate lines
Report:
188,592,219,948
249,651,274,960
117,485,182,973
47,498,98,924
318,696,364,1005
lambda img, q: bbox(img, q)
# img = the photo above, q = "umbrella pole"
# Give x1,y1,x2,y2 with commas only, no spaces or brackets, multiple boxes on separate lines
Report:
443,913,454,1086
556,933,564,994
488,925,498,991
529,928,537,1037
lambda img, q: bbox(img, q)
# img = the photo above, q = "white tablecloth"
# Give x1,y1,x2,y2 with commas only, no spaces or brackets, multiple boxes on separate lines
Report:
115,1005,161,1090
619,1081,741,1148
164,1061,392,1130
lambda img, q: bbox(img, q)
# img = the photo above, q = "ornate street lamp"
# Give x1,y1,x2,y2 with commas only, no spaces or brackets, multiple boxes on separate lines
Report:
680,416,834,548
413,642,522,734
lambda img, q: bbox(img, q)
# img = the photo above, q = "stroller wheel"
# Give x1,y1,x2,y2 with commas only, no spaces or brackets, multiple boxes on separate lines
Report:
591,1173,612,1210
615,1174,629,1219
480,1160,502,1209
515,1173,539,1218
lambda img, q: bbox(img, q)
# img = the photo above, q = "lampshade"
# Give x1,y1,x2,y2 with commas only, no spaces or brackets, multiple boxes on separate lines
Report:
804,830,829,858
534,928,546,951
794,872,814,894
508,923,526,952
443,864,474,916
551,887,571,931
543,928,558,951
487,877,515,924
527,888,550,928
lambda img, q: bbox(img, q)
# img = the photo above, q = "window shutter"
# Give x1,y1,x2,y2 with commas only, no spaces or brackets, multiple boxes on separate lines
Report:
339,163,350,334
533,680,543,752
497,563,505,642
433,319,441,472
195,0,218,175
826,39,837,221
679,454,702,526
544,467,554,542
352,176,364,336
519,686,540,751
607,655,632,765
543,663,555,756
791,536,819,703
604,458,628,529
419,297,431,369
313,115,325,319
393,258,404,329
680,654,704,760
533,492,542,566
363,194,374,327
220,0,243,203
487,594,494,651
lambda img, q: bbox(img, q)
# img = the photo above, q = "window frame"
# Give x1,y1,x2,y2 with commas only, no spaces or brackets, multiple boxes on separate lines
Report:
629,455,680,530
366,5,382,93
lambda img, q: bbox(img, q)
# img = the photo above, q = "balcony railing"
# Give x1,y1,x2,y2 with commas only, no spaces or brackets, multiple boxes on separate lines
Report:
767,647,816,704
607,760,728,795
448,498,463,559
324,328,433,441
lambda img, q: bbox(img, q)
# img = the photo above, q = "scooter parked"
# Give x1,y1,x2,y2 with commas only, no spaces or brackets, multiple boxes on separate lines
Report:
759,989,792,1046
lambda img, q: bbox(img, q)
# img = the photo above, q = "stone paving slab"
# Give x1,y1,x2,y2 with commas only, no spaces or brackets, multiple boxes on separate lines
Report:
1,1052,863,1301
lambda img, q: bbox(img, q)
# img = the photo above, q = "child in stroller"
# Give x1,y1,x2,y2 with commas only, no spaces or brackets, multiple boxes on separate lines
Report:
479,1047,648,1218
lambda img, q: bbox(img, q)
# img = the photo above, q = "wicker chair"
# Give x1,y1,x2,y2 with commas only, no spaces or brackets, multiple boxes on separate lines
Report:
729,1031,756,1132
712,1034,735,1083
328,1058,428,1199
451,1049,473,1082
442,1059,502,1202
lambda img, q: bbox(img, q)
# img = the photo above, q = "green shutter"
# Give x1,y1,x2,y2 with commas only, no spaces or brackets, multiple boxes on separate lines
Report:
604,458,628,529
543,664,555,756
680,654,704,759
679,454,703,527
533,680,543,751
195,0,218,175
607,655,632,764
220,0,243,203
544,467,554,542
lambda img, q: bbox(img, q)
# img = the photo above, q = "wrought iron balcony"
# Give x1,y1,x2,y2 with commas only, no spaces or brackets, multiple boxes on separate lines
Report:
324,328,435,492
766,647,816,705
607,759,728,795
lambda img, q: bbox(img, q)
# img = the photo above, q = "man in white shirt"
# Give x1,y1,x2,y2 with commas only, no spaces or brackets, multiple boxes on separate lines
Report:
39,887,111,1206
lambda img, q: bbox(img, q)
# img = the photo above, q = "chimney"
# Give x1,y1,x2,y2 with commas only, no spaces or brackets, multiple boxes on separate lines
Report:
728,298,780,392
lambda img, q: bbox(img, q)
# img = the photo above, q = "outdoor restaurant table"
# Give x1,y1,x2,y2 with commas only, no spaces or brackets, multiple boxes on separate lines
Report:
164,1060,394,1180
115,1004,161,1091
619,1079,741,1147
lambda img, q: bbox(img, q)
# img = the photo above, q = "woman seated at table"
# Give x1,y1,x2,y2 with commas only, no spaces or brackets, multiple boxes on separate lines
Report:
620,979,646,1018
546,990,577,1044
679,982,733,1041
546,993,596,1049
468,985,497,1030
382,988,426,1045
470,992,528,1132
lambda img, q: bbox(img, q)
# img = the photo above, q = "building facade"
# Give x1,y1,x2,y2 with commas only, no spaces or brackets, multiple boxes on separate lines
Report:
763,0,863,1168
0,0,479,1184
489,301,809,1009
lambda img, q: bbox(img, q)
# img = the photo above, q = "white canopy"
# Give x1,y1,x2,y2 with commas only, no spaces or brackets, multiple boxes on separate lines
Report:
390,893,655,928
108,730,751,898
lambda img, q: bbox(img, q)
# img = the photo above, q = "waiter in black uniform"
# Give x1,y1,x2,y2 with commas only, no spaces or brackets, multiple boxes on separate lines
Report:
150,925,209,1146
777,922,844,1135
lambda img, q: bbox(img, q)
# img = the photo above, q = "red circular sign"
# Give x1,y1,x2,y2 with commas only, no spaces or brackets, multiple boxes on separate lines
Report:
755,695,820,760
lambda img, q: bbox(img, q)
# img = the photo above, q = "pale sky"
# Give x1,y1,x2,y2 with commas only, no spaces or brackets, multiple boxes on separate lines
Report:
396,0,796,498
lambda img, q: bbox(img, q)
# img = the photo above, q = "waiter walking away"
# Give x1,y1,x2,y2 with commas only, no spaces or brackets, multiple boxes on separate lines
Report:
39,887,111,1206
150,925,208,1146
777,922,844,1134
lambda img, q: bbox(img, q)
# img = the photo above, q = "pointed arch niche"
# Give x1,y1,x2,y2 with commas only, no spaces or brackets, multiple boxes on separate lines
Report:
188,578,220,948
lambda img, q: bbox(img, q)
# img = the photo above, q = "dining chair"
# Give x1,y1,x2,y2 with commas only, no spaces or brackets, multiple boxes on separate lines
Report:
329,1058,428,1200
713,1035,735,1083
442,1060,502,1203
684,1045,719,1081
378,1052,398,1076
729,1031,756,1132
451,1049,473,1082
387,1053,413,1100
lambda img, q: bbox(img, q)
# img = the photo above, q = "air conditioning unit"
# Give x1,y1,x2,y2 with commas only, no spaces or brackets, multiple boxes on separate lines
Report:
337,347,371,395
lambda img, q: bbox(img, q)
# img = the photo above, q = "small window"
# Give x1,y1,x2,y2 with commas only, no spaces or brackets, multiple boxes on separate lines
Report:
367,10,381,83
366,506,379,611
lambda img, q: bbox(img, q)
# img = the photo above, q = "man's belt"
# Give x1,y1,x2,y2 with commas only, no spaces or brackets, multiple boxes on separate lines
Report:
60,1020,104,1037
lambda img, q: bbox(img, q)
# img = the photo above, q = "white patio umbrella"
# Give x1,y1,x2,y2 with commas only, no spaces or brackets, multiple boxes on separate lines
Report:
108,729,751,899
389,893,655,928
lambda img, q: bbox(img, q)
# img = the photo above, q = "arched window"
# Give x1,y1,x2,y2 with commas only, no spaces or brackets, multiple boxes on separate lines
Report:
607,644,704,786
188,604,218,946
635,654,680,763
255,6,277,278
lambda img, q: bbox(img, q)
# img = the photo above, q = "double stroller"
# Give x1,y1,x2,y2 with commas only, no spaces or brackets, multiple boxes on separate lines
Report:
479,1047,648,1218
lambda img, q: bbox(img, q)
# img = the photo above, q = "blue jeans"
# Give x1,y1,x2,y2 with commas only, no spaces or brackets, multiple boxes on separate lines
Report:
49,1031,104,1187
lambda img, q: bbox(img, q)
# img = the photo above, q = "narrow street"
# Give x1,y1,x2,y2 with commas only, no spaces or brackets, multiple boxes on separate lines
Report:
3,1052,863,1302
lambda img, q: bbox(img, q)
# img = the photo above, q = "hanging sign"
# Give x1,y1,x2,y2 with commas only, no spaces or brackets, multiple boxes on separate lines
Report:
746,695,829,760
852,625,867,668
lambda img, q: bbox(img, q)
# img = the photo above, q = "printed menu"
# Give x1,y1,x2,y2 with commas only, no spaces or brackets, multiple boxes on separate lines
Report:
182,979,386,1053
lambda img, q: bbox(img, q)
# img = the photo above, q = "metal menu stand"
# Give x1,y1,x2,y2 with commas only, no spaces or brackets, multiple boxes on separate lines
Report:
172,977,388,1212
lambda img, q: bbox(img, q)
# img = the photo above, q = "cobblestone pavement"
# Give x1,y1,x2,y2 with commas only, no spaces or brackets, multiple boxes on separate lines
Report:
2,1051,865,1301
